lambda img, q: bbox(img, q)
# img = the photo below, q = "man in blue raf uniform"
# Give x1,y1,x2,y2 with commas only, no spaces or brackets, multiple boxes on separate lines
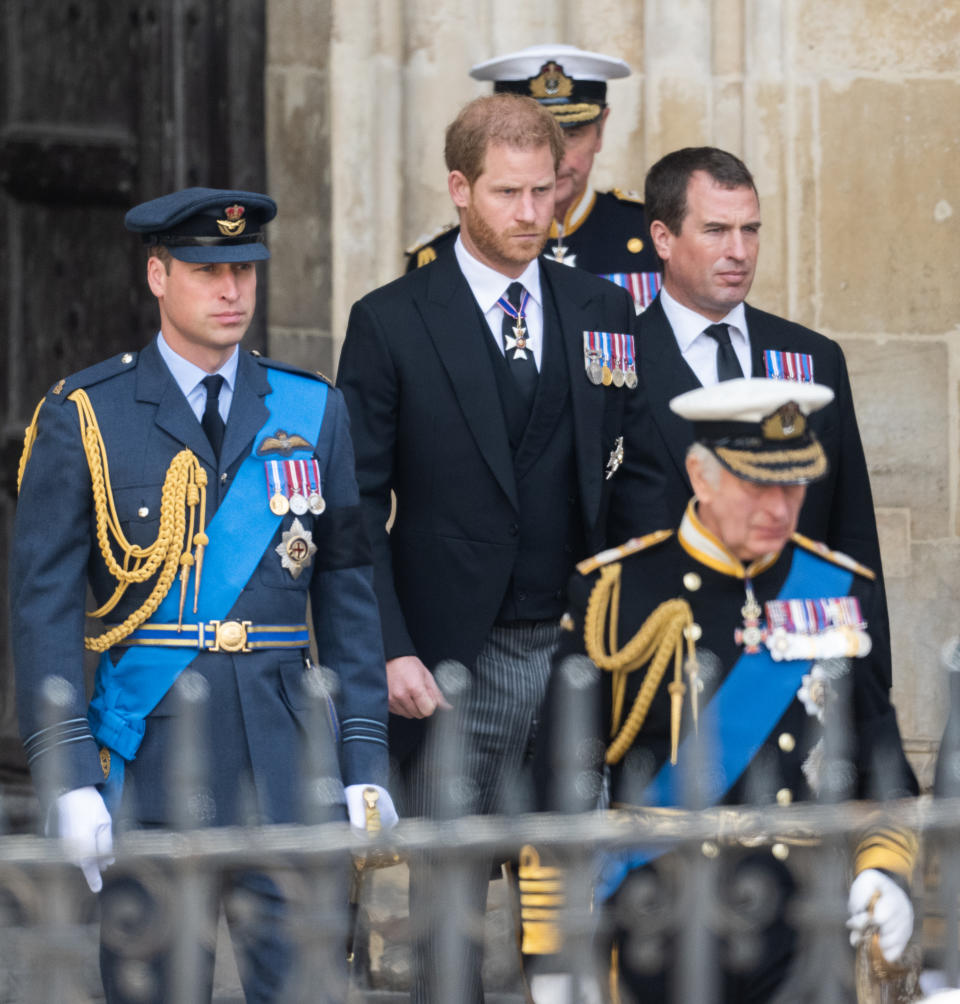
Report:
524,378,917,1003
11,187,395,1002
406,44,663,314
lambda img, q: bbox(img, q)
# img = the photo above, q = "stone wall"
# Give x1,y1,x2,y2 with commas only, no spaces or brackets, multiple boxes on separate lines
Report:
266,0,960,786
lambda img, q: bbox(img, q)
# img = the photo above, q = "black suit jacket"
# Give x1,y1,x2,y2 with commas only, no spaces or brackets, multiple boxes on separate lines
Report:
610,294,890,684
338,248,664,754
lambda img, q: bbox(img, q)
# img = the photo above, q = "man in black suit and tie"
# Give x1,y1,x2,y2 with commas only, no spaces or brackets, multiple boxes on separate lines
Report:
337,93,661,1002
610,146,890,685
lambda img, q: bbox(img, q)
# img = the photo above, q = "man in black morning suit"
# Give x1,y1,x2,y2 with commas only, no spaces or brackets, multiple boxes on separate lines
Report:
337,94,662,1003
610,147,890,685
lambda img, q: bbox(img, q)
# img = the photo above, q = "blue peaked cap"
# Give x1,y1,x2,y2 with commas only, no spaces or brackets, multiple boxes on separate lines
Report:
125,187,277,262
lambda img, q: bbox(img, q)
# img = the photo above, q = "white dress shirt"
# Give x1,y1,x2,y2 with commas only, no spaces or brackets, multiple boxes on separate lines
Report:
454,236,545,371
156,332,238,423
659,286,752,386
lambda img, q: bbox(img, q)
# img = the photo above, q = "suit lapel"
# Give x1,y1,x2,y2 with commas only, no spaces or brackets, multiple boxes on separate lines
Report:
638,296,701,486
541,260,607,530
220,351,270,472
422,251,518,510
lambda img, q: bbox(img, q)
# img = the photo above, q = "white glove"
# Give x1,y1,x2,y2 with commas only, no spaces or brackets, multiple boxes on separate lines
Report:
529,973,602,1004
847,868,914,963
344,784,398,831
54,786,114,893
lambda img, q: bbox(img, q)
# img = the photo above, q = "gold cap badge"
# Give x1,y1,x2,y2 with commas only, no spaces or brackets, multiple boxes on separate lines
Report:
217,204,247,237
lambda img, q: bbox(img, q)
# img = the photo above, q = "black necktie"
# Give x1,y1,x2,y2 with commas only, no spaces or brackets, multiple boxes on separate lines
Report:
201,374,225,461
501,281,538,409
703,323,744,382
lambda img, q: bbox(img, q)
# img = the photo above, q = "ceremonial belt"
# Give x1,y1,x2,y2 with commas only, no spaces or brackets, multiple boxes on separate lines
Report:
596,548,852,900
87,370,328,808
114,621,310,652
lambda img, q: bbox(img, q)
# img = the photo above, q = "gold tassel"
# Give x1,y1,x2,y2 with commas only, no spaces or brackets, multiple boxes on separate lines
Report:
668,679,686,765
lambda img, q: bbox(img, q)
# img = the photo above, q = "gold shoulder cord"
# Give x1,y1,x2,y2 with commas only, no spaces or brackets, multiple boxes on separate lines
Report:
18,390,209,651
583,563,695,766
16,397,47,494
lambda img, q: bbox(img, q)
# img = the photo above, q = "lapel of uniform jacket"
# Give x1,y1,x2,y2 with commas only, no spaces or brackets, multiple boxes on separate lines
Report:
746,302,774,375
422,249,518,510
137,337,217,468
219,351,270,473
638,295,703,488
540,258,608,533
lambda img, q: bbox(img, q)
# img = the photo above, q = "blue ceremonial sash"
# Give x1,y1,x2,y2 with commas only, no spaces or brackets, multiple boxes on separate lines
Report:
596,548,853,899
88,372,328,807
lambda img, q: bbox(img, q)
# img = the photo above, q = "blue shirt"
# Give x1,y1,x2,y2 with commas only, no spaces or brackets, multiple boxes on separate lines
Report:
156,332,237,423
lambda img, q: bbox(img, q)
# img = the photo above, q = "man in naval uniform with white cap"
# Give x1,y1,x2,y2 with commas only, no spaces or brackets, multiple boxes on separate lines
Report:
521,377,918,1003
406,44,663,314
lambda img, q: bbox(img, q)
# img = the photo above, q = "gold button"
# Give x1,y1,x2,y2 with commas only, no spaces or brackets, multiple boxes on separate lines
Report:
122,353,133,364
138,506,149,518
683,572,701,592
776,788,793,806
778,732,796,753
684,623,702,642
701,841,718,858
627,237,644,254
560,612,575,632
771,843,789,861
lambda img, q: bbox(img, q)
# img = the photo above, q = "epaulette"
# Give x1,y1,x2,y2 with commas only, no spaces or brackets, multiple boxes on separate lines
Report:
46,351,139,405
404,222,456,257
576,529,673,576
791,532,877,581
251,353,329,384
611,188,645,205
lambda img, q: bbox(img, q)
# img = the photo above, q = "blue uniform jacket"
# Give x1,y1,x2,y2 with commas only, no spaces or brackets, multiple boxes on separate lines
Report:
11,338,389,825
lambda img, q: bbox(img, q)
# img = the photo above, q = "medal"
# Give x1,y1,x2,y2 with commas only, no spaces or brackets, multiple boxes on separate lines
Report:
276,517,317,579
270,493,290,516
601,364,613,386
612,334,625,387
497,288,532,361
266,460,291,514
623,333,638,389
285,460,308,515
583,332,603,385
734,580,766,653
303,457,326,514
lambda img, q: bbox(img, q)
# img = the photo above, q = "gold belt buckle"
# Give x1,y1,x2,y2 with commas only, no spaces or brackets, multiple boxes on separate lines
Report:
209,619,252,653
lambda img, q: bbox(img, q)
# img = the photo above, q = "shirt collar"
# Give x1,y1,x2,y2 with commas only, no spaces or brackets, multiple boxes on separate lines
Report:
677,499,780,579
454,235,542,314
156,331,239,398
659,286,748,353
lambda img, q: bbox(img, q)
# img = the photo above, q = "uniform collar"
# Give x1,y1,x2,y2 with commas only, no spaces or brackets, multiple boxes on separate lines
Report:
677,499,780,579
550,186,596,239
156,331,239,398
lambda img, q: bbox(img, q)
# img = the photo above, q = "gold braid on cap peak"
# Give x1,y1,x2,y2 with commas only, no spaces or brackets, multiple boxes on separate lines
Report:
549,103,603,125
67,389,209,651
583,563,696,766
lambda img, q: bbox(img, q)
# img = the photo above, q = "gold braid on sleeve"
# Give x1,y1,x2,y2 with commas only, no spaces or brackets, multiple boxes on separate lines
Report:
68,389,209,652
582,563,695,766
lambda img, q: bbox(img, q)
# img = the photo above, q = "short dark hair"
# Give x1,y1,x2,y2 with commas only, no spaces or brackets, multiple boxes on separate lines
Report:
645,147,757,235
444,94,565,185
147,244,173,273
